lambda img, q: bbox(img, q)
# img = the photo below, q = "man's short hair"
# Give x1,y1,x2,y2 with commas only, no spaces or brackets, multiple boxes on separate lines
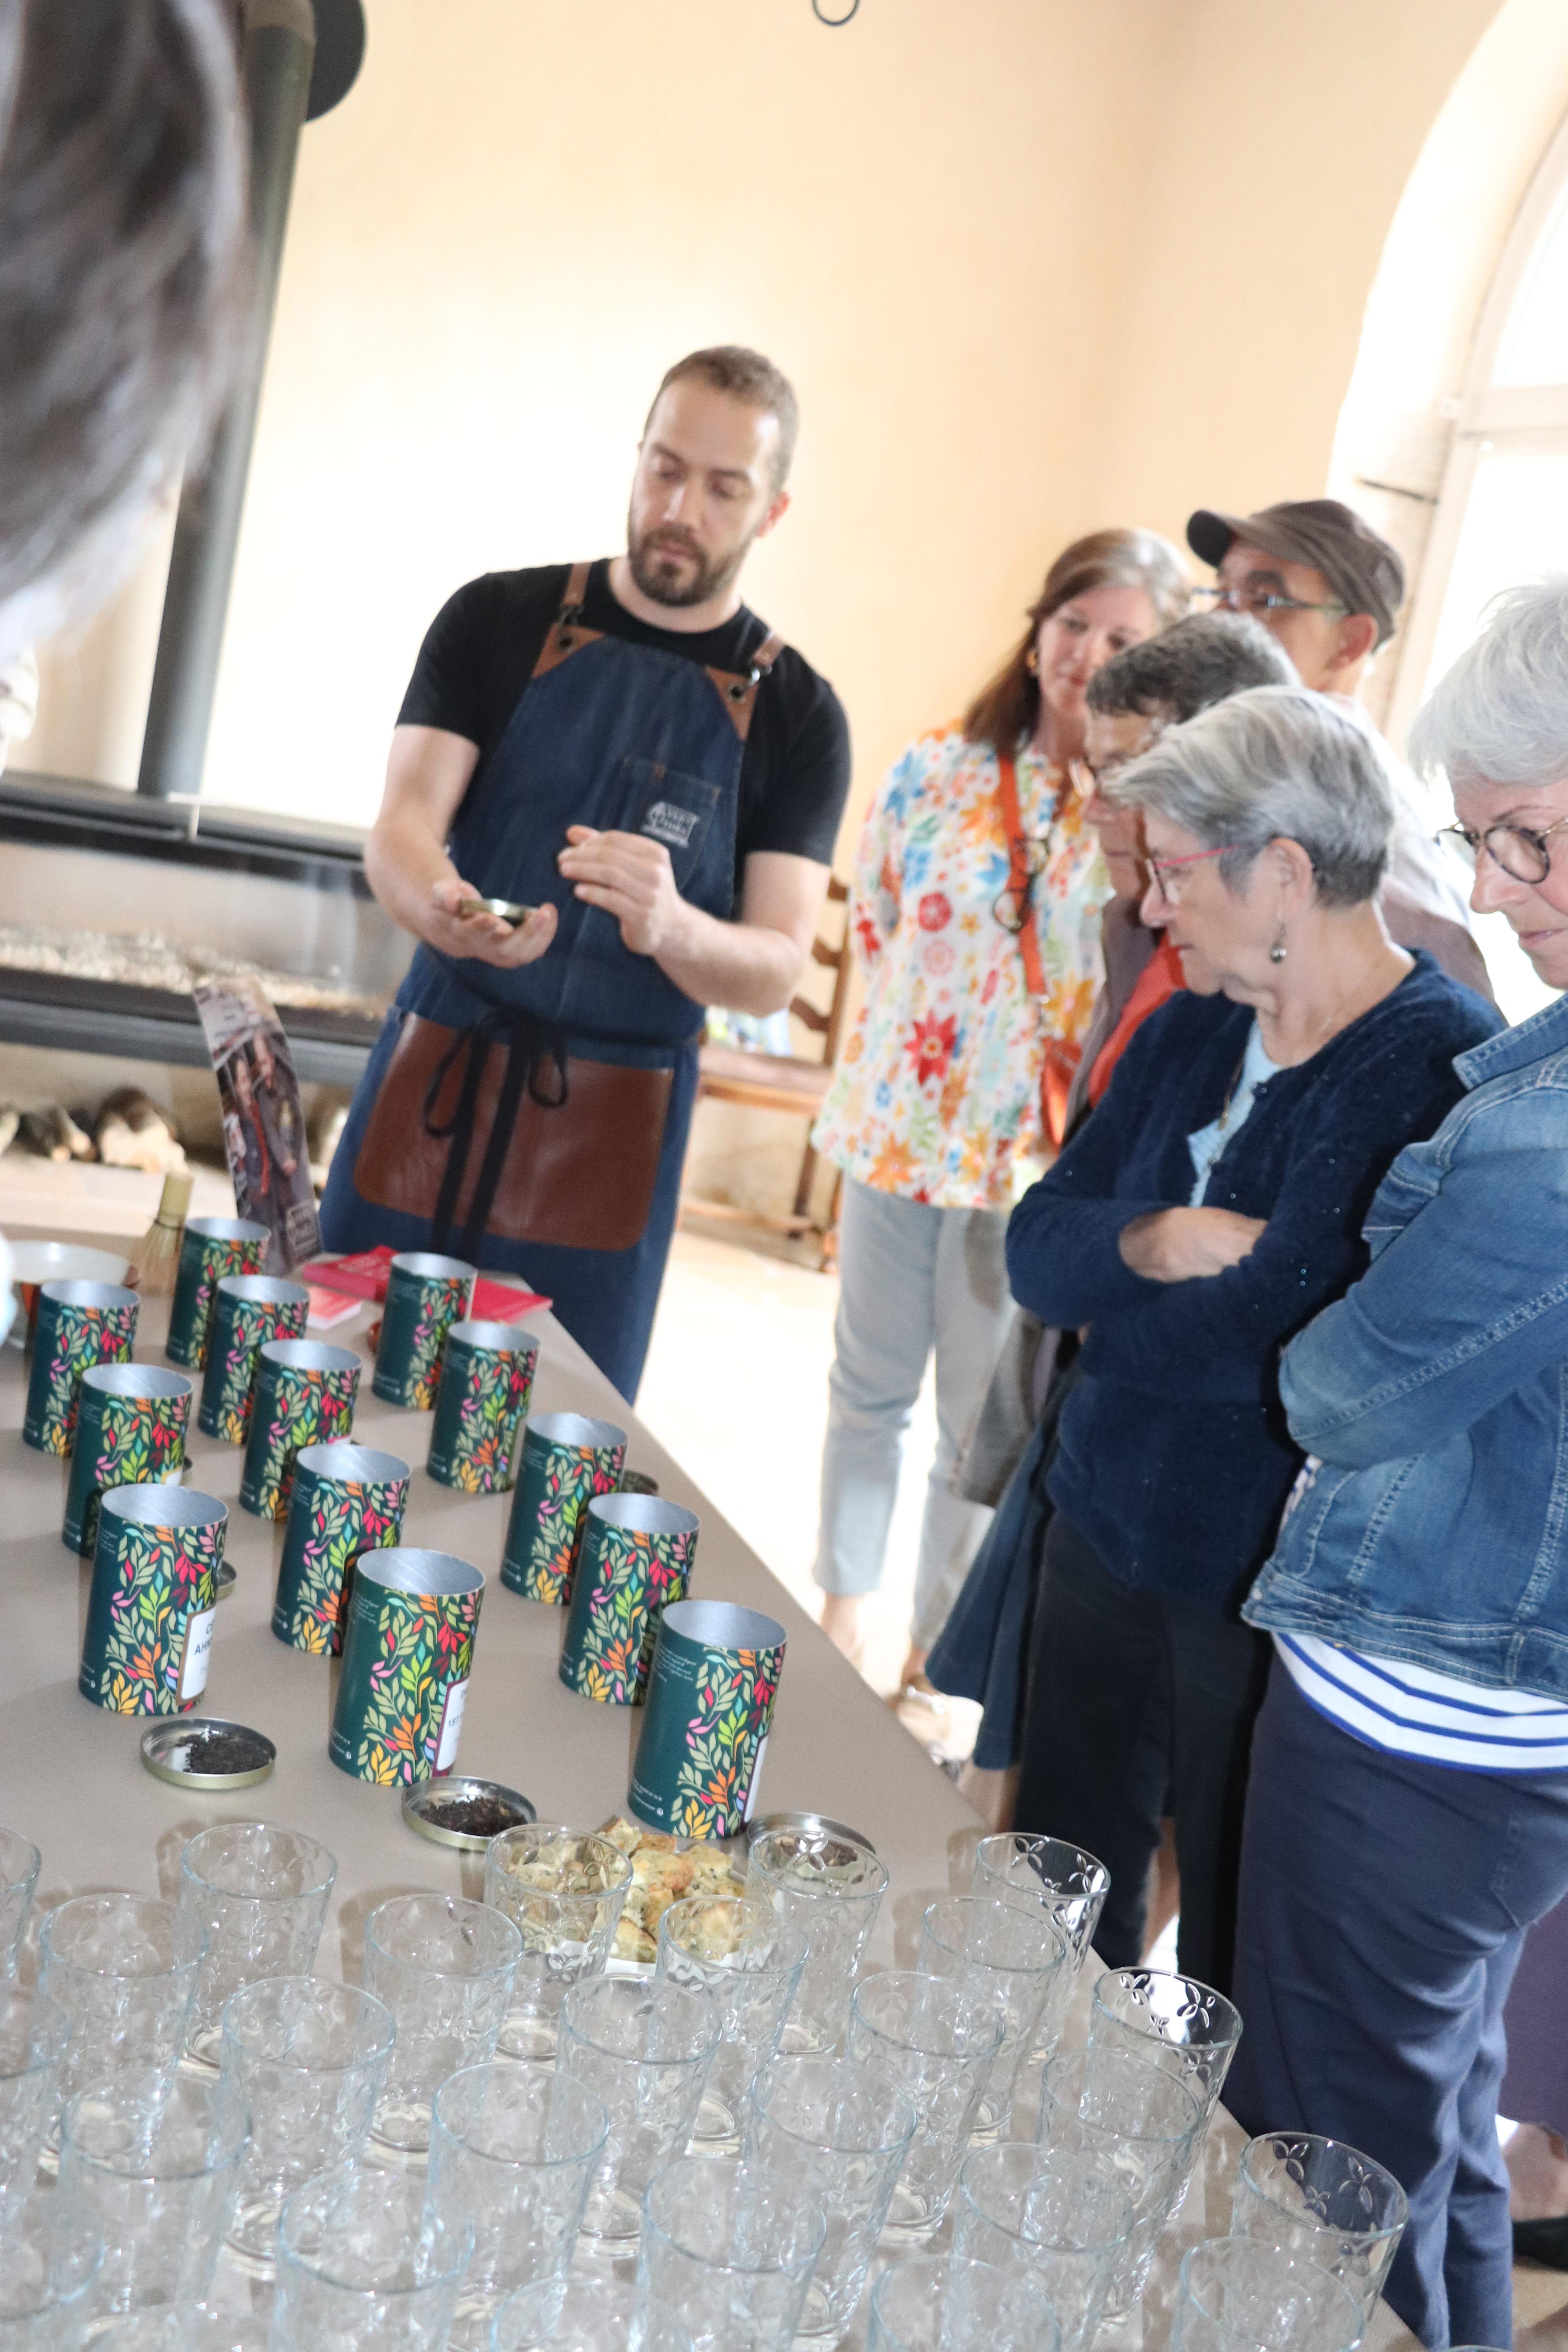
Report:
0,0,243,659
1087,612,1297,724
646,347,799,492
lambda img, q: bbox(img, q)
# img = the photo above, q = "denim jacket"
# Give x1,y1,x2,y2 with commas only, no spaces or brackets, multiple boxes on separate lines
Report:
1245,991,1568,1698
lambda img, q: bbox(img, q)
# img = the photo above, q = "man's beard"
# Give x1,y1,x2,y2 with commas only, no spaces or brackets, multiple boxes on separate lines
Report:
626,516,751,610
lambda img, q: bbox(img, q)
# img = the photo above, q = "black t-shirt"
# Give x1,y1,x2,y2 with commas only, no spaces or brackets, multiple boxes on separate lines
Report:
397,559,852,898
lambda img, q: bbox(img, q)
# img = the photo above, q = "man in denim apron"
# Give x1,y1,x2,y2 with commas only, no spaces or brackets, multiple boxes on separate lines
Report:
321,348,851,1399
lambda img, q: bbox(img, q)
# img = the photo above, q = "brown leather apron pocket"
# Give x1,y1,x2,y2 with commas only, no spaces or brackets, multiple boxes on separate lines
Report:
353,1013,671,1253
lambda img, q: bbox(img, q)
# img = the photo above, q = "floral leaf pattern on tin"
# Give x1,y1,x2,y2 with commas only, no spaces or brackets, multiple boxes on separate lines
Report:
441,1348,533,1494
564,1524,696,1705
95,1522,220,1716
284,1477,406,1655
506,1440,623,1605
352,1586,479,1784
170,1234,265,1368
204,1298,308,1443
77,1393,189,1557
246,1366,358,1520
406,1278,470,1411
670,1644,782,1840
28,1303,136,1455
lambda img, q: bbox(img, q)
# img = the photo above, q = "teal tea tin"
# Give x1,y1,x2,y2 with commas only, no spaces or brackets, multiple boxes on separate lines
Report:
165,1217,268,1370
63,1363,192,1556
79,1484,226,1716
328,1546,484,1785
272,1440,410,1655
629,1599,786,1841
499,1413,626,1607
425,1320,537,1493
558,1494,699,1708
239,1339,360,1520
197,1276,310,1444
371,1254,474,1411
24,1280,138,1456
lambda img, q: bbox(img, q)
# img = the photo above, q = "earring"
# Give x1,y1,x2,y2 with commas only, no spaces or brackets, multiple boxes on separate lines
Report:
1025,648,1039,676
1270,925,1287,965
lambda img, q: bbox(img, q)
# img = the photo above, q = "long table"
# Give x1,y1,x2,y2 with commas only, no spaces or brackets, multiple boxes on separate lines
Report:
0,1293,1417,2348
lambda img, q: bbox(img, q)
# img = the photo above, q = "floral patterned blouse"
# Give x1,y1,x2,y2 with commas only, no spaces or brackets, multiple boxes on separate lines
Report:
812,726,1108,1210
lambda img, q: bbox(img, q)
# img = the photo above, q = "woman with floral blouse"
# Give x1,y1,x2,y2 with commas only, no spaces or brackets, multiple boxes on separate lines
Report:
811,527,1189,1693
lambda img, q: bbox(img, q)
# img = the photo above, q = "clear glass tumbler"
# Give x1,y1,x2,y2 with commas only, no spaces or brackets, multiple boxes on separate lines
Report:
845,1971,1005,2240
483,1827,633,2063
273,2166,472,2352
952,2139,1134,2352
362,1893,522,2154
745,1829,887,2056
743,2052,918,2342
0,2189,100,2347
557,1976,718,2251
1231,2132,1408,2325
918,1895,1068,2134
0,1833,40,1985
57,2067,249,2312
39,1895,207,2108
1089,1967,1244,2120
78,2308,268,2350
0,1991,69,2213
971,1835,1110,1977
178,1822,336,2067
655,1896,807,2149
490,2273,692,2350
219,1974,396,2274
638,2154,825,2352
1036,2043,1205,2319
1172,2236,1364,2352
867,2253,1060,2352
427,2062,609,2341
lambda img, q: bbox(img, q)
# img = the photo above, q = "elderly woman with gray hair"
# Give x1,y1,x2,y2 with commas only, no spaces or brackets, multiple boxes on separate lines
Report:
1004,684,1500,2004
1219,584,1568,2350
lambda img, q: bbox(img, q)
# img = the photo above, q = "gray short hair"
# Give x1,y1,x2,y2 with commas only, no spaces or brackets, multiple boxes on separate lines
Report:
1110,684,1394,907
0,0,243,658
1087,612,1297,724
1408,577,1568,789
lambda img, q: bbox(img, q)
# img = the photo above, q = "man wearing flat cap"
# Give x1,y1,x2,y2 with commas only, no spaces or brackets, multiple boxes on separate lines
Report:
1187,499,1492,998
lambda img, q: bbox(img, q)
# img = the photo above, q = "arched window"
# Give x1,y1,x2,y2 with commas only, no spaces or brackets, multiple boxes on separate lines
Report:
1390,112,1568,1018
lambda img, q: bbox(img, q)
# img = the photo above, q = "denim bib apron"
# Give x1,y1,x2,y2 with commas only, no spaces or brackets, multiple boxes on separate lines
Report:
321,562,784,1399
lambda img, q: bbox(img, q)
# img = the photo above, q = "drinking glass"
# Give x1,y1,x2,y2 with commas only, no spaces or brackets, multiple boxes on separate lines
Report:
178,1822,336,2066
427,2063,609,2339
1089,1967,1244,2120
639,2155,826,2352
845,1971,1005,2239
655,1896,806,2149
557,1976,718,2250
58,2068,249,2311
971,1835,1110,1976
219,1975,396,2274
490,2273,692,2350
274,2166,472,2351
745,1828,887,2055
0,2191,100,2348
743,2053,918,2341
918,1894,1068,2133
39,1896,207,2106
1232,2133,1408,2325
362,1893,522,2154
483,1827,632,2062
79,2313,268,2350
952,2140,1134,2352
1036,2043,1205,2319
0,1992,69,2214
867,2254,1058,2352
1173,2237,1363,2352
0,1833,40,1984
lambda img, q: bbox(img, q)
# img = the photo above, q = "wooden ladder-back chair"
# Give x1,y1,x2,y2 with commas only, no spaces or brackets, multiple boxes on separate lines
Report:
679,876,852,1267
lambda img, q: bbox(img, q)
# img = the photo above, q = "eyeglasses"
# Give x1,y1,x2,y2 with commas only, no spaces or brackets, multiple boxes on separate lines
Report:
994,838,1052,933
1442,815,1568,884
1194,584,1347,621
1146,844,1229,904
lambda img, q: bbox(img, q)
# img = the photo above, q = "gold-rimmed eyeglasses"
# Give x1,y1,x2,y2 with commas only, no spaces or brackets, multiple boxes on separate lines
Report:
1442,816,1568,885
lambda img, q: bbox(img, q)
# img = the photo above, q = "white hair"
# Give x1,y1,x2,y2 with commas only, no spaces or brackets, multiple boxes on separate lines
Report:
1109,683,1394,907
1408,577,1568,790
